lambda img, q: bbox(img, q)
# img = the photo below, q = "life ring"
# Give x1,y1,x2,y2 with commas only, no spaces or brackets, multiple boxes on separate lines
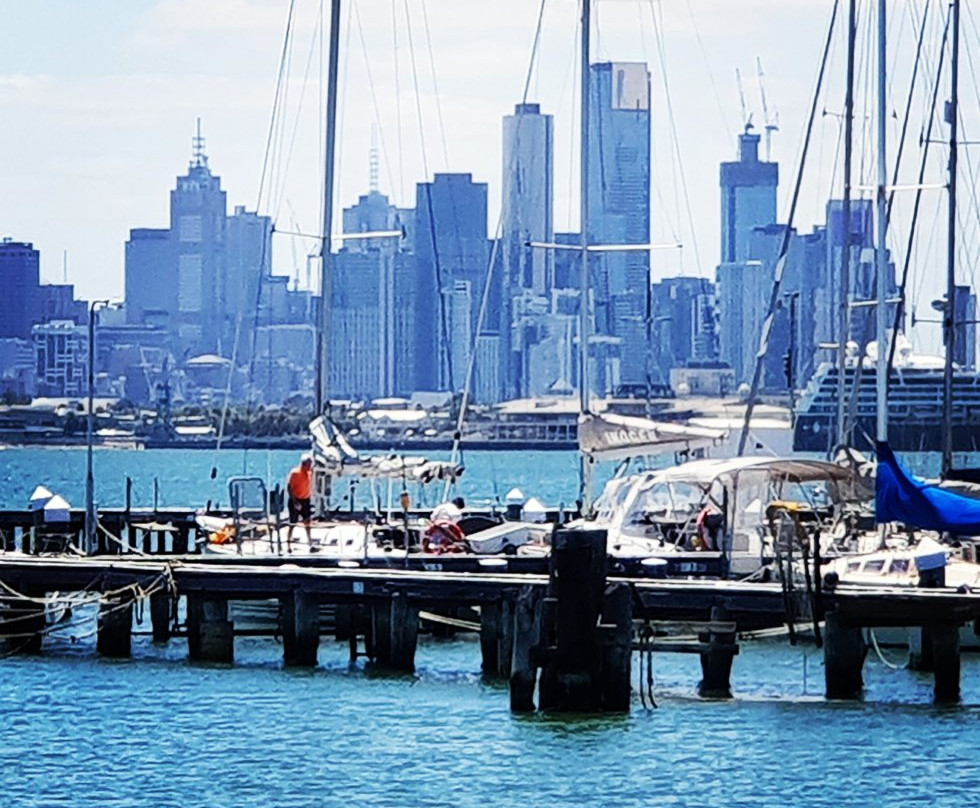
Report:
422,520,466,554
210,525,237,545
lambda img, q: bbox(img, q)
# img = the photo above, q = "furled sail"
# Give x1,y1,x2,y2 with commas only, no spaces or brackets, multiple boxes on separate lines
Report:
578,413,726,463
876,442,980,534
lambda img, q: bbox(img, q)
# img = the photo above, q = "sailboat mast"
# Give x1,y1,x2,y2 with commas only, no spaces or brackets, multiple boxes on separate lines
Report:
836,0,856,450
875,0,888,445
316,0,341,415
579,0,594,513
942,0,960,477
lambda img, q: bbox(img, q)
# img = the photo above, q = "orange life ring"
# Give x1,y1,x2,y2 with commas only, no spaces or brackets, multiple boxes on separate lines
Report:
422,520,465,554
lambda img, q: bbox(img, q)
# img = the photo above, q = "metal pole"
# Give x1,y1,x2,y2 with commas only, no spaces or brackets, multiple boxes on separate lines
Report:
942,0,960,477
579,0,594,515
875,0,889,447
316,0,341,416
836,0,857,451
85,301,106,554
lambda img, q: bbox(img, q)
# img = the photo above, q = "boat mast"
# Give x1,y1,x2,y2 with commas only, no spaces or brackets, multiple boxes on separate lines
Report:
316,0,341,416
836,0,856,450
579,0,594,513
942,0,960,477
875,0,888,447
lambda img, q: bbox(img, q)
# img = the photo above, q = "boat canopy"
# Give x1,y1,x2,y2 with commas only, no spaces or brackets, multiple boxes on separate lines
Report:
655,456,865,490
310,415,461,483
578,413,726,462
876,442,980,534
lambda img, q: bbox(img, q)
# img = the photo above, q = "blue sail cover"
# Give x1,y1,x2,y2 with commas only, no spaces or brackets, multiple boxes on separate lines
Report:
876,442,980,534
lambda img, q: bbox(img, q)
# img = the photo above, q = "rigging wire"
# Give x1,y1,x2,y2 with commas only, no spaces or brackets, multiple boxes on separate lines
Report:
442,0,550,500
392,0,405,204
684,0,734,139
737,0,841,456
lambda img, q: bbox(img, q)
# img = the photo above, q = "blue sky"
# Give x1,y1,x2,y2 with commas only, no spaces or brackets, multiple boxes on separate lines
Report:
0,0,966,356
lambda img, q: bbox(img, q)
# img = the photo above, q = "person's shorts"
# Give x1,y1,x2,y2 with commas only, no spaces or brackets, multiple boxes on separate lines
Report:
288,497,311,524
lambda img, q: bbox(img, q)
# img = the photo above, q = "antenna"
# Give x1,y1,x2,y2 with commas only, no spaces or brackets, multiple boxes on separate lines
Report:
62,249,68,283
369,126,380,193
735,68,753,134
191,117,208,169
757,56,779,160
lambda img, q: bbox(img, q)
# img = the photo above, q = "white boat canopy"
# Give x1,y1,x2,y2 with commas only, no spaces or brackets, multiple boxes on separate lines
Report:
578,412,726,463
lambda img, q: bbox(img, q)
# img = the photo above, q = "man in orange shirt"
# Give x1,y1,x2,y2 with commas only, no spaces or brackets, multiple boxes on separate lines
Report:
286,453,314,546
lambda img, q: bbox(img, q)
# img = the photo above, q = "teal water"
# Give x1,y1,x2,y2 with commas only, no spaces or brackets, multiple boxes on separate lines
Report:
1,630,978,807
0,447,595,512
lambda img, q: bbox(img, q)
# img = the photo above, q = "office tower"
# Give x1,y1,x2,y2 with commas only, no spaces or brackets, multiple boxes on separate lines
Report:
170,124,227,357
719,129,779,263
0,239,40,340
501,103,555,400
650,276,717,382
32,320,88,397
225,206,272,360
414,174,490,392
125,229,174,330
587,62,651,393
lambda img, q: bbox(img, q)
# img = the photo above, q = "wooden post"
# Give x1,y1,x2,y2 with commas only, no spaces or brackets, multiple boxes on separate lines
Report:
186,594,234,663
931,622,961,705
498,598,515,679
480,600,501,676
149,591,172,643
698,605,737,699
370,598,392,666
389,592,419,673
282,589,320,667
598,582,632,712
538,528,607,712
1,590,46,654
510,586,542,713
823,611,865,700
97,594,133,658
908,626,934,671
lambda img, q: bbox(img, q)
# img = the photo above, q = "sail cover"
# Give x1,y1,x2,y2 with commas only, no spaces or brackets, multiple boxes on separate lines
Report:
876,442,980,534
578,413,726,462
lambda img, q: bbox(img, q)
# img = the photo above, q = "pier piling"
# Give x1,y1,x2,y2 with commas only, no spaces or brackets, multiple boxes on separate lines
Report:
598,582,632,711
149,591,172,643
698,605,737,699
480,600,501,675
282,590,320,667
823,611,866,699
187,594,234,663
96,594,133,658
388,592,419,672
930,622,961,704
509,586,542,712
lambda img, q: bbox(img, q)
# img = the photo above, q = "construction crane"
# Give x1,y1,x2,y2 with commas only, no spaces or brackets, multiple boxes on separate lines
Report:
756,56,779,161
735,67,754,134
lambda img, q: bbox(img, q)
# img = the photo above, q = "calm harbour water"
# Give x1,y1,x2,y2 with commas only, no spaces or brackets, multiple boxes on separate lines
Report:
2,447,979,806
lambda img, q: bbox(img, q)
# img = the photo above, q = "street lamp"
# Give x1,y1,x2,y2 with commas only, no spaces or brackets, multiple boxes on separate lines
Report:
85,299,109,555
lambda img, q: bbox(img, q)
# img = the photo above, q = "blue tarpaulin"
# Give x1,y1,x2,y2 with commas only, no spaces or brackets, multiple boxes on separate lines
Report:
876,442,980,535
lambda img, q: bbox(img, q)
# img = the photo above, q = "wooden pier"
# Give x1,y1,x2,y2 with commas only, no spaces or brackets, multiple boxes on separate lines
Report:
3,529,979,710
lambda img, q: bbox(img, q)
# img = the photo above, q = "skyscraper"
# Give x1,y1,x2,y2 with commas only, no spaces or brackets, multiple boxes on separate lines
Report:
170,125,227,358
0,239,41,340
719,129,779,264
414,173,489,393
587,62,651,393
501,102,555,399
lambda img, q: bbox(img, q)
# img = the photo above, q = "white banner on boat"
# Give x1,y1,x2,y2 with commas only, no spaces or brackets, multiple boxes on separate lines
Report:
578,413,726,462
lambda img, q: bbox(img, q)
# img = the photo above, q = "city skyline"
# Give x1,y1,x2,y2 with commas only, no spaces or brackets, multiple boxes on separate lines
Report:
1,2,857,293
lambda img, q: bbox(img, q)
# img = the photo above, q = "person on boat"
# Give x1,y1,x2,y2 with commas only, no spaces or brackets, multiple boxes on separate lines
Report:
286,454,314,546
430,496,465,524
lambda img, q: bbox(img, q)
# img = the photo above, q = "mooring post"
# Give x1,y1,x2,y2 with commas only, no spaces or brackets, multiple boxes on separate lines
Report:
480,600,502,676
930,622,961,705
1,588,46,654
149,590,172,643
538,528,607,712
510,586,542,713
598,582,632,712
370,597,393,666
698,605,737,699
96,594,133,658
388,591,419,672
282,589,320,667
823,611,866,700
498,598,515,679
186,594,234,663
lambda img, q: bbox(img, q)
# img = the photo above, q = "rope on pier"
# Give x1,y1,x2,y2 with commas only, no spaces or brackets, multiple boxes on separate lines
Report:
98,522,153,557
867,629,909,671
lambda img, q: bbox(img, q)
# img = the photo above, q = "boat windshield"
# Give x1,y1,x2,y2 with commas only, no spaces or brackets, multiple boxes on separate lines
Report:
622,481,703,530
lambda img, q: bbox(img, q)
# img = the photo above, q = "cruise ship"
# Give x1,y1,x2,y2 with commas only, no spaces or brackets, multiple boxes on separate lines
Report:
793,353,980,453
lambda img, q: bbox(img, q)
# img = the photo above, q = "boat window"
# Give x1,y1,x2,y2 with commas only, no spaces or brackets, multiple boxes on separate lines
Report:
847,560,862,572
888,558,910,574
626,482,702,525
862,559,886,573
